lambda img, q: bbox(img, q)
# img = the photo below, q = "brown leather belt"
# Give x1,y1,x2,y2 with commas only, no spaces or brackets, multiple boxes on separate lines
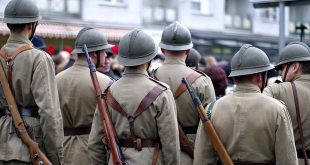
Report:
119,139,159,149
233,162,274,165
64,127,91,136
182,126,198,134
0,107,39,118
297,149,310,159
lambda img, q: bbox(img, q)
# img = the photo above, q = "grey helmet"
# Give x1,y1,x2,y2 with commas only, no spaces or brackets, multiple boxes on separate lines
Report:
159,22,193,51
186,48,201,67
72,27,113,54
3,0,40,24
118,29,158,66
275,41,310,69
229,44,274,77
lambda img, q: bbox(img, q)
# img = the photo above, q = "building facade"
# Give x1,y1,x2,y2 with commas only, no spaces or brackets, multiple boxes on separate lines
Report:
0,0,309,61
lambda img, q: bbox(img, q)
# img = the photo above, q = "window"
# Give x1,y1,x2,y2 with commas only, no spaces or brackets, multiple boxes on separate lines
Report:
31,0,81,17
260,7,277,22
191,0,212,15
142,0,177,26
99,0,126,6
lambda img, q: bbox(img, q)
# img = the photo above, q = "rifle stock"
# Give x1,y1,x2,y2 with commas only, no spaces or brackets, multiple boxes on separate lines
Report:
82,45,126,165
178,125,194,158
0,62,51,165
182,78,233,165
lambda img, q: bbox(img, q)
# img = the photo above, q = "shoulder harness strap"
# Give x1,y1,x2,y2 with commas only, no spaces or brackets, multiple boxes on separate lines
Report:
106,81,166,151
174,70,204,98
0,45,32,91
291,81,309,164
207,101,216,120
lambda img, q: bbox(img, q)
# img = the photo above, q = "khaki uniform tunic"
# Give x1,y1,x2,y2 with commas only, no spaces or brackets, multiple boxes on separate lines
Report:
88,68,180,165
264,74,310,164
154,57,216,164
0,34,64,164
56,59,111,165
194,84,298,165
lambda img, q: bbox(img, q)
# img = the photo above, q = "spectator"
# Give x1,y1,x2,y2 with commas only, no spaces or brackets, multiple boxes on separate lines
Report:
204,56,228,98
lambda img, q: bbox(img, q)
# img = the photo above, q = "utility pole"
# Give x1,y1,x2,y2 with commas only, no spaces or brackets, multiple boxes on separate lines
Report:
278,1,285,51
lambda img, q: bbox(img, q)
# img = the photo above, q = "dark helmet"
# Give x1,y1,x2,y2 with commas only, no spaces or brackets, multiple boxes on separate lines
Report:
275,41,310,69
118,29,158,66
71,27,113,54
3,0,40,24
229,44,274,77
186,48,201,67
159,22,193,51
31,35,46,50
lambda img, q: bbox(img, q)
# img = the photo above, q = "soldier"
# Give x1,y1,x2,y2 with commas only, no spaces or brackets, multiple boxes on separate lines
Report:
152,22,216,164
264,42,310,164
97,49,120,80
88,29,180,165
56,27,113,165
194,44,298,165
0,0,64,164
185,48,201,70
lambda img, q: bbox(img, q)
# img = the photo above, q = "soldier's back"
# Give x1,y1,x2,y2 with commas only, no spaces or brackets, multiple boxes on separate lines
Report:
56,58,111,165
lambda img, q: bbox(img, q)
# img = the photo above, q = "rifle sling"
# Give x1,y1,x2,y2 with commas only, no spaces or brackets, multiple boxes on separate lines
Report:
174,72,202,98
291,82,309,164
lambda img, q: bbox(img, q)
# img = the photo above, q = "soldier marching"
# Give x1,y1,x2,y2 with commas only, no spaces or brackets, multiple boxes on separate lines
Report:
0,1,309,164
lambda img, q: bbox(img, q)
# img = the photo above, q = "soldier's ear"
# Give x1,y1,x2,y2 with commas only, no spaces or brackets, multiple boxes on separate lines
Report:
291,62,302,74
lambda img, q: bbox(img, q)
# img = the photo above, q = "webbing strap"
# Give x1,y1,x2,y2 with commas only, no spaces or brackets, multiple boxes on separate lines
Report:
106,84,166,150
0,45,32,91
174,71,202,98
291,82,309,165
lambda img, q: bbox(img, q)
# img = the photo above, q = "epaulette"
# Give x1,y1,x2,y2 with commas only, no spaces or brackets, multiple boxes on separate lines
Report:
149,76,168,90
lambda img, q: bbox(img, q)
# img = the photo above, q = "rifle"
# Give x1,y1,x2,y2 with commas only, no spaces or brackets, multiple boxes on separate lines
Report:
182,78,233,165
178,125,194,158
82,44,127,165
0,62,51,165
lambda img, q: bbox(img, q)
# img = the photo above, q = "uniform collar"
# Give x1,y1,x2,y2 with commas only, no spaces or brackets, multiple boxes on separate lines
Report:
7,33,33,46
234,83,261,93
164,56,186,65
296,74,310,82
123,67,149,77
74,58,88,67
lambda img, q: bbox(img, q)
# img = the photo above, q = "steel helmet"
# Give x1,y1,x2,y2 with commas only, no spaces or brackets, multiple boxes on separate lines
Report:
3,0,40,24
118,29,158,66
71,27,113,54
229,44,274,77
275,41,310,69
186,48,201,67
159,22,193,51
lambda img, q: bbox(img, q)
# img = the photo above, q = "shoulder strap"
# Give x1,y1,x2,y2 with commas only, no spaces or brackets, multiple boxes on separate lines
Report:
291,81,309,165
0,45,32,91
133,84,166,119
106,89,128,117
207,101,216,120
174,71,203,98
